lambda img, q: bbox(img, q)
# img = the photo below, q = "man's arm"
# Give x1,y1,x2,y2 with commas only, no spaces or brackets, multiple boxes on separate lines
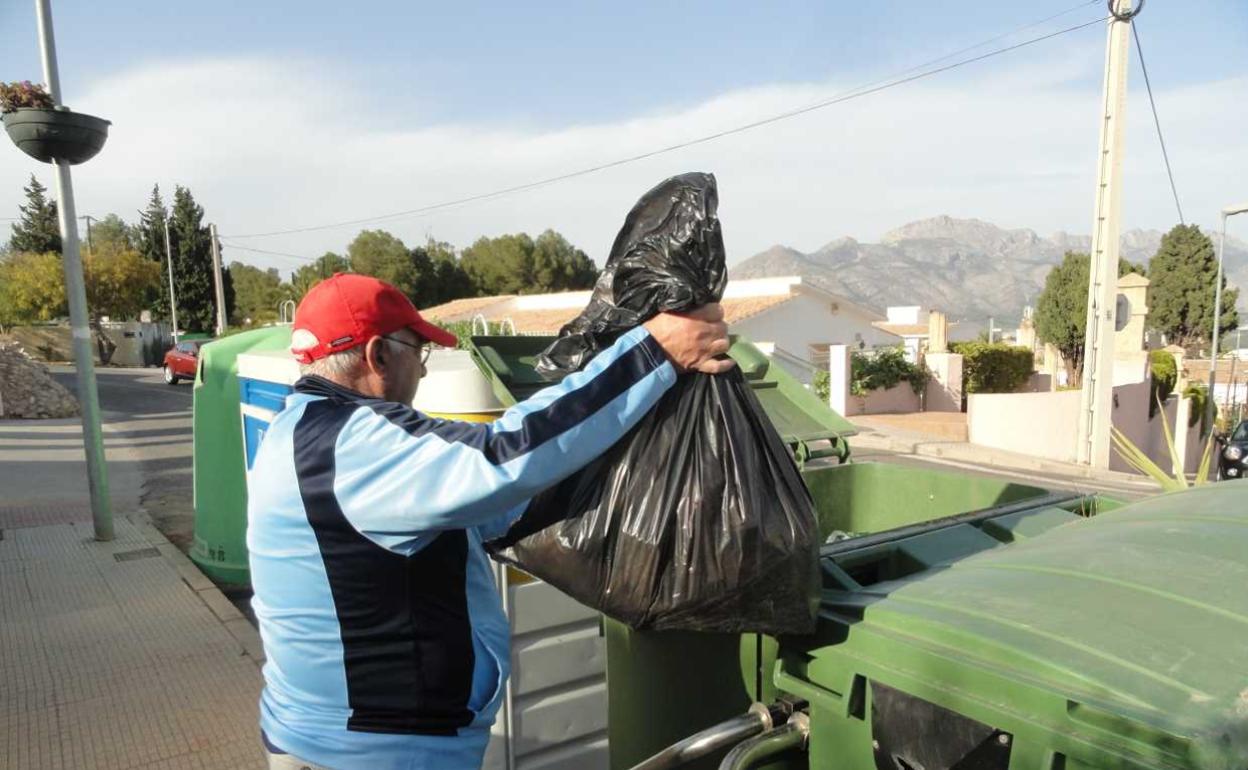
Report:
331,326,676,547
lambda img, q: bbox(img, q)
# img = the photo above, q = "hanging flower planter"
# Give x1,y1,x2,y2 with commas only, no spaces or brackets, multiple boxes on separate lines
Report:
3,107,110,165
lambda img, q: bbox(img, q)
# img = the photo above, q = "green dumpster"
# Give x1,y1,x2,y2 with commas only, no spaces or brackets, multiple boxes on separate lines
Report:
190,325,292,585
464,335,1072,769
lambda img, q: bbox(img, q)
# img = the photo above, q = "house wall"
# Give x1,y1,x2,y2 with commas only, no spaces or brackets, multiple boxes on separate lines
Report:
843,383,922,416
737,294,898,385
968,389,1083,462
968,379,1209,478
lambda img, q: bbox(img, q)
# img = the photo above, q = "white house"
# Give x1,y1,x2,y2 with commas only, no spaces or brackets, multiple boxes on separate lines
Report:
423,276,902,384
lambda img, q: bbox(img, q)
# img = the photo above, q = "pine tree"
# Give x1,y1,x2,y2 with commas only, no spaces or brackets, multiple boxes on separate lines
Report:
136,185,171,321
9,175,61,254
167,186,218,333
1148,224,1240,350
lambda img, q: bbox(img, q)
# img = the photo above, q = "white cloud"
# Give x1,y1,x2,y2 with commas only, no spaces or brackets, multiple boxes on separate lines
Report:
3,51,1246,278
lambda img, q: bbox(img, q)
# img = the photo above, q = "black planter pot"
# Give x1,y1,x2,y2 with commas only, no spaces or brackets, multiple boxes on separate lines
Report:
2,107,110,165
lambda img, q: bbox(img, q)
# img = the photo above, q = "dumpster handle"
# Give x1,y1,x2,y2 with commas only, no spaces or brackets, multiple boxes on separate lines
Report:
629,702,779,770
717,713,809,770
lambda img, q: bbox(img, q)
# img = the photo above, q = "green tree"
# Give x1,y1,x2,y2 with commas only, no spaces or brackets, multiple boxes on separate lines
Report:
136,186,172,320
166,186,218,332
1148,224,1240,350
532,229,598,292
425,239,476,306
290,252,350,301
348,230,419,298
460,230,597,296
86,213,137,254
9,175,61,254
228,261,290,325
1034,251,1138,384
0,251,66,321
83,244,162,321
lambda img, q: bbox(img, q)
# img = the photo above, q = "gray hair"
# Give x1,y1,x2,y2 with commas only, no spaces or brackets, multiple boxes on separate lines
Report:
296,331,416,379
299,345,366,379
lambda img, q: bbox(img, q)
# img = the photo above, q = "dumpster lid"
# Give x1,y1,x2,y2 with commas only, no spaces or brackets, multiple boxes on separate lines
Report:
466,335,857,452
790,485,1248,765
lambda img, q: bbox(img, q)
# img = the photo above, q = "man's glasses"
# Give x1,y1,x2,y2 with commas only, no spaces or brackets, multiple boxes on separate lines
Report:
383,336,432,366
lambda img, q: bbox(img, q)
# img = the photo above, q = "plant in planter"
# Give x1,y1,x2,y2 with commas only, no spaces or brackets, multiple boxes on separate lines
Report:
1,80,110,165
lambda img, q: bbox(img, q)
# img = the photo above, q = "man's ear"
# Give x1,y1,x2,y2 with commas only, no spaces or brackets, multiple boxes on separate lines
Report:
363,336,387,377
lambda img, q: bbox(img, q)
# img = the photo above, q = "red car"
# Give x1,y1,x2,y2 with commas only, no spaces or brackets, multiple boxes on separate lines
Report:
162,340,205,385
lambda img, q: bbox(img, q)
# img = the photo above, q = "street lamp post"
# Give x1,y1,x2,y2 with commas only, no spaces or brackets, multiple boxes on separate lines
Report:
34,0,112,540
1208,203,1248,429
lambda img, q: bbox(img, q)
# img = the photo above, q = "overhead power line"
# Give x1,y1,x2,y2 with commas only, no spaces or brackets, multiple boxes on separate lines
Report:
224,10,1110,240
1131,22,1183,225
218,239,320,263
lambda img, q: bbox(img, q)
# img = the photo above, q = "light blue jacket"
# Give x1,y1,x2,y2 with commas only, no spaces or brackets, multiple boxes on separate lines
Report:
247,327,675,769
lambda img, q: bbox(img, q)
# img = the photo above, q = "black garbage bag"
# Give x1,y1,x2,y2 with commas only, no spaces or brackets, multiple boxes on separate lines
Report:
534,171,728,378
488,172,819,635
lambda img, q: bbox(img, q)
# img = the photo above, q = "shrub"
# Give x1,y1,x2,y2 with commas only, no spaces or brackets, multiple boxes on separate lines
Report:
436,319,514,350
951,342,1034,394
850,346,928,396
1148,349,1177,417
0,81,54,112
812,369,830,403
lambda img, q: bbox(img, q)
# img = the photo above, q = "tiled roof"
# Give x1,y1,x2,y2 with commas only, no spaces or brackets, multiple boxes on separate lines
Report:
873,322,930,337
420,292,798,334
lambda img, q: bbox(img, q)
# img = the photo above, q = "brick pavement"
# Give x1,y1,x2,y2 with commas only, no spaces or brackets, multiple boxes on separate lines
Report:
1,507,266,769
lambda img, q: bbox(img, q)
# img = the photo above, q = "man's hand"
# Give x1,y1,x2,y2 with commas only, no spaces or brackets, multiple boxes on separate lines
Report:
643,304,736,374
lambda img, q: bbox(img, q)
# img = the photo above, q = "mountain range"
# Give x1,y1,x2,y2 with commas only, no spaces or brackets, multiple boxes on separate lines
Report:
730,216,1248,323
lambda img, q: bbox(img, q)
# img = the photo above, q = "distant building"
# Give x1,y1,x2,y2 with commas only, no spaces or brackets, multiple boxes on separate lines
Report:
423,276,902,384
871,306,975,361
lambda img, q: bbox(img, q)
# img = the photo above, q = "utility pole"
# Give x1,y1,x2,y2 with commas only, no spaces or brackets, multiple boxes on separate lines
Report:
1208,206,1248,429
1077,0,1135,468
209,223,228,336
79,214,94,252
35,0,112,540
164,214,179,345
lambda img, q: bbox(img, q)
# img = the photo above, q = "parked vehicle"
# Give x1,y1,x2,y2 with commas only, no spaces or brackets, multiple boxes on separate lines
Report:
1218,420,1248,480
162,340,205,385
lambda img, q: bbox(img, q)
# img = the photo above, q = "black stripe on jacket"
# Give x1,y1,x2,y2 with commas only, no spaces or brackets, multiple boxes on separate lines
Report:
293,399,475,736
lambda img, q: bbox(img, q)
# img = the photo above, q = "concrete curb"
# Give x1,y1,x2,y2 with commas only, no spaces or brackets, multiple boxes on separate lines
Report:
129,506,267,667
95,419,266,669
850,431,1153,486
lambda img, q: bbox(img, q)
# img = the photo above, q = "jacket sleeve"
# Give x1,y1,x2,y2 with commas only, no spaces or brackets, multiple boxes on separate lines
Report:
331,326,676,550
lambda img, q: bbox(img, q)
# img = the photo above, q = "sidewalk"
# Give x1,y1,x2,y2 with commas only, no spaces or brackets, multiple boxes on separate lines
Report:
849,416,1157,488
1,419,266,770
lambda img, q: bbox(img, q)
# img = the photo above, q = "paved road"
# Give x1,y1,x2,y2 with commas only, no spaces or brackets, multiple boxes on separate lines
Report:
49,365,197,549
49,363,192,417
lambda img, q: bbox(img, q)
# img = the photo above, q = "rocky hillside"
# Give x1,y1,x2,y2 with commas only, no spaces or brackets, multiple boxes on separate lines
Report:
731,216,1248,323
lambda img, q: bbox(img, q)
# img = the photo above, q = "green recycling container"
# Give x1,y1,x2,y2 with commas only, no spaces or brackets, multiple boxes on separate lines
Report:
189,325,292,585
463,334,1074,769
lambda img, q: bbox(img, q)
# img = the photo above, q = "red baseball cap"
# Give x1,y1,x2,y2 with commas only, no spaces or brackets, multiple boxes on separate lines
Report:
290,273,457,364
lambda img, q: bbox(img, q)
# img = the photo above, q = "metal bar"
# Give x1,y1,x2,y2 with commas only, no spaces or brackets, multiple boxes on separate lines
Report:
164,214,179,345
630,705,774,770
717,716,809,770
209,223,227,335
819,491,1090,560
1208,214,1227,429
36,0,113,541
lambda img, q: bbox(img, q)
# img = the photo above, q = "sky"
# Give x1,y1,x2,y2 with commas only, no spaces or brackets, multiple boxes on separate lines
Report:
2,0,1246,278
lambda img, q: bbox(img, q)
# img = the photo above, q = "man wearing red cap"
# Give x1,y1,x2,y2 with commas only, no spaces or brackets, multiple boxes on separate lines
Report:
247,273,732,770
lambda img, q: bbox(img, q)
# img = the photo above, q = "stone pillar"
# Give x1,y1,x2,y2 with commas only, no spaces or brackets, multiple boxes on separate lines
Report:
928,311,948,354
828,344,851,416
1115,273,1150,354
925,352,964,412
1043,343,1060,391
1016,318,1036,353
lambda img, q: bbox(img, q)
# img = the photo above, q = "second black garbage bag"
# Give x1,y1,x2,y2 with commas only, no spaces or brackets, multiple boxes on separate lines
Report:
487,172,820,635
